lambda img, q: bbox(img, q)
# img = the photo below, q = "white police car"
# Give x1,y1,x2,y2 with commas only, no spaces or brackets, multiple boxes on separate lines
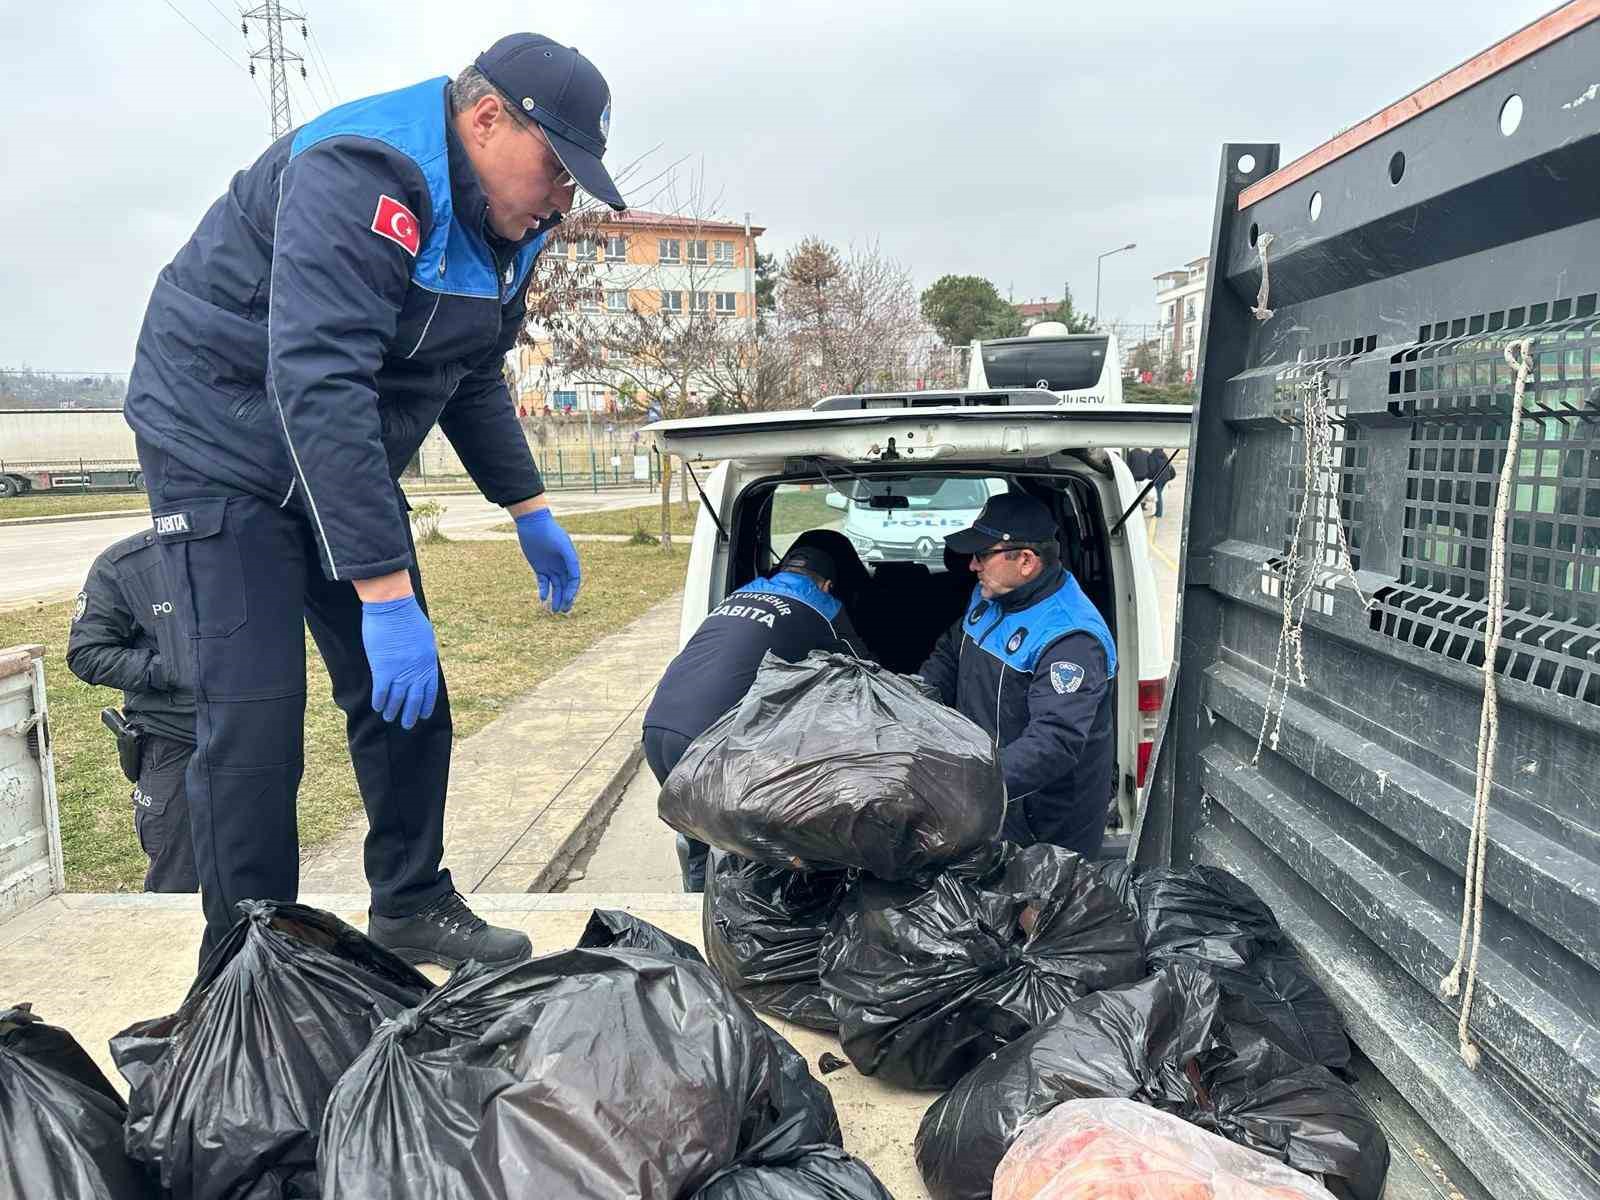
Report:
824,476,1006,565
647,389,1189,840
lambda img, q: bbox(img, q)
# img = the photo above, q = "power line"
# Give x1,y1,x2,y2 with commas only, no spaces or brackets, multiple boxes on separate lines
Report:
305,26,341,102
197,0,241,30
159,0,249,74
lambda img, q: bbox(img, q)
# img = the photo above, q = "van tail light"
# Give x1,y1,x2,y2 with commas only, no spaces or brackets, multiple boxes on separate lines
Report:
1136,677,1166,788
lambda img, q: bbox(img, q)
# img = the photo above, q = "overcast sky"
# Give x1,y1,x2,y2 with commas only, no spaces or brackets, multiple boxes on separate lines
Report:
0,0,1550,373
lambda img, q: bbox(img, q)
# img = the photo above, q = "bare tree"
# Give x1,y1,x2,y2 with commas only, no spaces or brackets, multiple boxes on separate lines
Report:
776,238,924,401
528,171,760,547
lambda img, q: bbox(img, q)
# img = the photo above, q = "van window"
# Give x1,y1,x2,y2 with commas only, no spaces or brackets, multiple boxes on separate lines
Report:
765,476,1007,571
981,337,1108,392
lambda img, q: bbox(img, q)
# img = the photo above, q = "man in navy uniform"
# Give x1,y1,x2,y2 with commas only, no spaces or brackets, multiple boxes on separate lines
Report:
67,530,198,893
918,492,1119,857
642,539,859,890
123,34,622,965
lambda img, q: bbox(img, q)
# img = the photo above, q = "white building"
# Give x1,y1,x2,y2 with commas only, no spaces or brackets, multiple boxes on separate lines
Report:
1153,257,1208,381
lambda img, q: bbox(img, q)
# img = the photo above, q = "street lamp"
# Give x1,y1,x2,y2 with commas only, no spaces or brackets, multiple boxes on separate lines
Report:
1094,242,1138,326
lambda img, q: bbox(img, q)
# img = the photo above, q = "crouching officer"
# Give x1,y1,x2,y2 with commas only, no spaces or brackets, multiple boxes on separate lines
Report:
66,530,198,892
642,540,857,890
122,33,623,964
917,492,1118,857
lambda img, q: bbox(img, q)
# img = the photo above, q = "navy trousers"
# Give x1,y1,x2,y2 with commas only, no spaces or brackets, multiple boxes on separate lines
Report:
642,725,705,892
137,439,454,957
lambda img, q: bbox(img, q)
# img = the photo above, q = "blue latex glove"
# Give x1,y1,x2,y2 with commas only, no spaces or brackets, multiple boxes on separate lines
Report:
515,507,582,613
361,595,439,729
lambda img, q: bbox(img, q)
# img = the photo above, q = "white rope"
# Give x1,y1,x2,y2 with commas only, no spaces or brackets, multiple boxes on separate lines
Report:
1251,233,1277,322
1253,368,1371,764
1437,337,1534,1071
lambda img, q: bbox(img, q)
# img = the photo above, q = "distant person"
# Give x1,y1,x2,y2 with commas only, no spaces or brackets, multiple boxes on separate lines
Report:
66,530,198,892
1148,449,1177,518
642,541,862,890
917,492,1118,858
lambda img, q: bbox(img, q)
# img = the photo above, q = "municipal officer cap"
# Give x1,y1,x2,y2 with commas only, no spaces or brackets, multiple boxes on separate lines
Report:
778,543,839,584
475,33,626,211
945,491,1056,554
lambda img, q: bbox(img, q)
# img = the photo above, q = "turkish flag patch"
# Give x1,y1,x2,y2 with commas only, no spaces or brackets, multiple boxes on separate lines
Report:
370,194,420,256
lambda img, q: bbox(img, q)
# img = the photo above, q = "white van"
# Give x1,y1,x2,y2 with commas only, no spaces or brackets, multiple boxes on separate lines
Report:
968,324,1123,406
648,390,1189,841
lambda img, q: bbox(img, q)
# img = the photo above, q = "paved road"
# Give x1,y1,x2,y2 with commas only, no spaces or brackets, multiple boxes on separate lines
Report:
571,466,1191,893
0,485,661,609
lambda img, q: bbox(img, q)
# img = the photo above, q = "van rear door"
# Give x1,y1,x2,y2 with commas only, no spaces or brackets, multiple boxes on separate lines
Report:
647,402,1187,465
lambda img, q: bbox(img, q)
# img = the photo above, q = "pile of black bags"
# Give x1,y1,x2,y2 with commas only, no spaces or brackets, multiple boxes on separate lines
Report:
320,908,891,1199
820,844,1145,1089
914,865,1388,1200
6,900,892,1200
111,899,433,1200
0,1004,155,1199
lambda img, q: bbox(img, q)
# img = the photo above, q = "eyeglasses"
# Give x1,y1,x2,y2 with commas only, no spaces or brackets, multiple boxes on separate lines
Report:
533,124,577,189
497,90,577,189
972,544,1036,565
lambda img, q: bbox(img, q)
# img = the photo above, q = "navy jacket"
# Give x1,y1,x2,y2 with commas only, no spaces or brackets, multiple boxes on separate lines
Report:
126,77,551,581
66,530,195,744
645,572,853,742
919,565,1117,856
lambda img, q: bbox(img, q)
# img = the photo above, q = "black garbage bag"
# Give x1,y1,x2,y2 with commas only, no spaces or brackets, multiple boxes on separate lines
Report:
660,651,1005,879
704,851,851,1031
320,938,841,1200
913,966,1223,1200
1210,951,1351,1077
820,844,1144,1090
1201,1063,1390,1200
1113,864,1352,1077
578,908,842,1145
0,1004,157,1200
111,900,431,1200
696,1142,896,1200
579,906,708,963
913,960,1386,1200
1129,864,1284,970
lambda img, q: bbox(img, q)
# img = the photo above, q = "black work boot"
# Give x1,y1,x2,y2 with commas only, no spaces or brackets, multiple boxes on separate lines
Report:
367,891,532,969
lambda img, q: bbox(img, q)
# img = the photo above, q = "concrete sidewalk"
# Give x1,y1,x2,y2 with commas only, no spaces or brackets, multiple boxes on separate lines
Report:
299,594,681,896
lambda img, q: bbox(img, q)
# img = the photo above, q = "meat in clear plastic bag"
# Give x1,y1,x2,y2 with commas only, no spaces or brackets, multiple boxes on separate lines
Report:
993,1098,1337,1200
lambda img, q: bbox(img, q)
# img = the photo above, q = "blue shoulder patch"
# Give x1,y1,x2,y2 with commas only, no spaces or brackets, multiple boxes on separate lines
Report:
1050,660,1086,694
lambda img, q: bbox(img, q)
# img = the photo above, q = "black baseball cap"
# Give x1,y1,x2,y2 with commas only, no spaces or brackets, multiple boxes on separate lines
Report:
945,492,1057,555
778,543,839,584
475,34,626,211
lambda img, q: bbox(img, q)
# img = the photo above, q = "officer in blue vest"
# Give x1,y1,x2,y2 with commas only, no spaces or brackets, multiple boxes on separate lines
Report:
917,492,1119,858
642,540,861,890
123,34,623,966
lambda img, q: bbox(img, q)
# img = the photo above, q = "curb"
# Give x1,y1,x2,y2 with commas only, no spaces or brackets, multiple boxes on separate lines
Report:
525,740,646,894
0,508,149,528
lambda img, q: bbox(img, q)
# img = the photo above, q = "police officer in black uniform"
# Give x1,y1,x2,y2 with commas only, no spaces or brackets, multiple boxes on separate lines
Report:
642,540,859,890
918,492,1120,857
67,530,198,892
121,34,624,965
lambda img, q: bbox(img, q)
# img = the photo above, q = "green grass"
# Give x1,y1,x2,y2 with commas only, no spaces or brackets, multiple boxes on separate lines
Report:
0,492,151,520
1,538,686,892
771,486,839,534
559,502,700,537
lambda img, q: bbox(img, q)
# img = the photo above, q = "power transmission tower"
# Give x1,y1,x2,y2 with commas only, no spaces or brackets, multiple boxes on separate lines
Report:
242,1,309,138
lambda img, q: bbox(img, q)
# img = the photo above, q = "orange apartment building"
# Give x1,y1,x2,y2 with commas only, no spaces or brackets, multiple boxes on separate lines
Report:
514,209,765,414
